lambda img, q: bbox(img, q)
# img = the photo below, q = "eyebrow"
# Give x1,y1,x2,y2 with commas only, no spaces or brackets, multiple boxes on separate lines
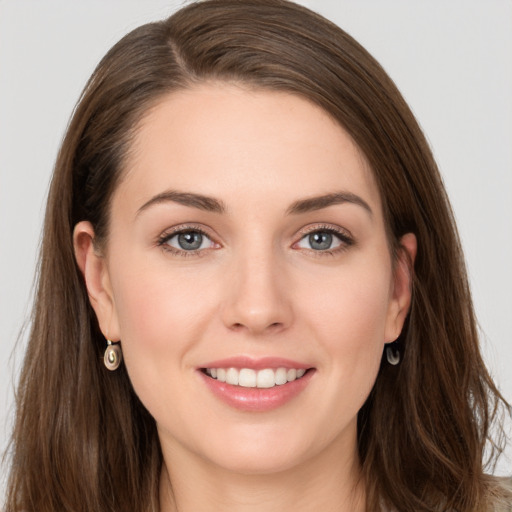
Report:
286,191,373,216
136,190,226,216
136,189,372,218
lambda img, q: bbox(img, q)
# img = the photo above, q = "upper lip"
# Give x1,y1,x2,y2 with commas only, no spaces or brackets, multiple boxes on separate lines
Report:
199,356,312,371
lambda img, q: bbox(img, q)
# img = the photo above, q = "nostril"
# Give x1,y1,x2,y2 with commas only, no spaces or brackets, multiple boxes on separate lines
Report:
228,321,284,334
230,322,244,332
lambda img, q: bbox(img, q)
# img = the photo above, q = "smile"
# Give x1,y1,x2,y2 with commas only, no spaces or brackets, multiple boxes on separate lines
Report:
199,358,315,412
204,367,307,388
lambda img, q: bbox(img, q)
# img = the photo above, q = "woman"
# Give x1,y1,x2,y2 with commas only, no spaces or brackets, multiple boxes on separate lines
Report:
4,0,511,510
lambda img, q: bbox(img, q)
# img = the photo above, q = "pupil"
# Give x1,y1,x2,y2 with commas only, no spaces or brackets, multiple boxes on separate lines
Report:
178,232,203,250
309,232,332,250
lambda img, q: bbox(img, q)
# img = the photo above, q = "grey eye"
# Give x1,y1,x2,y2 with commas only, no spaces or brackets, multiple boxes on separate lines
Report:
296,230,344,251
166,231,212,251
308,232,333,250
178,232,203,250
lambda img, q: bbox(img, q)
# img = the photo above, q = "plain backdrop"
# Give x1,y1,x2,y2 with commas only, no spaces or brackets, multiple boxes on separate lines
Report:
1,0,511,489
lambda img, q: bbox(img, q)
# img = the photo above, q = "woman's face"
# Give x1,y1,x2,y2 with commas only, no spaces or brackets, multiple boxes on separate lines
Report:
77,83,414,475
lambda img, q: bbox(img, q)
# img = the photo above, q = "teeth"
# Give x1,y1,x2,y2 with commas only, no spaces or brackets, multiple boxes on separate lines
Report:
275,367,288,385
226,368,239,385
239,368,256,388
286,368,297,381
205,367,308,388
256,368,275,388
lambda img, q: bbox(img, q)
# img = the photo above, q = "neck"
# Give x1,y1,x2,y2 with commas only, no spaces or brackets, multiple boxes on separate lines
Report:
159,434,366,512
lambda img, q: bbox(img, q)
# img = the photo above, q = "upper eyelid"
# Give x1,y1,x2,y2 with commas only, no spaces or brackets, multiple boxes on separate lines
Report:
296,223,353,238
158,223,217,240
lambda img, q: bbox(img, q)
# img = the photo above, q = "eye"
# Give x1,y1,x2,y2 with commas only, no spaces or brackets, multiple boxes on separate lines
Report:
158,228,217,254
294,227,353,252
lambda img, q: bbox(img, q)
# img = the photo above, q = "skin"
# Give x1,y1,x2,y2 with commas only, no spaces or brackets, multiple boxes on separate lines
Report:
74,83,416,512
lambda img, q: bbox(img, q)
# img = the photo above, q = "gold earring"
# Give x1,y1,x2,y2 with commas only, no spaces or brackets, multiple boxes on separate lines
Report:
104,339,122,371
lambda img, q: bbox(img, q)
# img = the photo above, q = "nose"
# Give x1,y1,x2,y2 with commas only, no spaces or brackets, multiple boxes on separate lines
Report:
221,247,293,336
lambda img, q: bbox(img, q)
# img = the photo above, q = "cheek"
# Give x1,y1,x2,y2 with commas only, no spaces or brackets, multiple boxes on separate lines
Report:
107,261,217,417
109,260,217,365
305,261,392,346
300,256,392,392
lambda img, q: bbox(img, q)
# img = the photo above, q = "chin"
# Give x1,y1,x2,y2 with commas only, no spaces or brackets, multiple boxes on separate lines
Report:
193,422,342,476
206,447,308,476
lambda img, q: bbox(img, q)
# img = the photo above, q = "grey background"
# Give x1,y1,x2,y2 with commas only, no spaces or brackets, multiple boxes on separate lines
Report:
1,0,511,489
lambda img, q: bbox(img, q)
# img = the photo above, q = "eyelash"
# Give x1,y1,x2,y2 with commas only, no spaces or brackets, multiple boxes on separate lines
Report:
156,224,354,257
295,224,355,256
156,225,216,257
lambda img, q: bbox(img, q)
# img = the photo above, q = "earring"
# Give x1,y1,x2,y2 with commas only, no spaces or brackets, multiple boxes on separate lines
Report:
386,343,400,366
104,339,122,371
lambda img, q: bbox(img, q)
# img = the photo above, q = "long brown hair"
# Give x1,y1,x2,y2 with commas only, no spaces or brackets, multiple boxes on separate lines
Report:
5,1,511,511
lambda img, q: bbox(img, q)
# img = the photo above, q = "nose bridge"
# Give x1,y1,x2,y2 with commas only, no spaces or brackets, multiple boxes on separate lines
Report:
222,238,292,334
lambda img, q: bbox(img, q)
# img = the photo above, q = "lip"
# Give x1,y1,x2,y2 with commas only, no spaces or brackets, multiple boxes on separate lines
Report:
198,356,315,412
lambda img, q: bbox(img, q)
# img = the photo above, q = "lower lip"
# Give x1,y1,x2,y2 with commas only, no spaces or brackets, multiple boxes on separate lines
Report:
199,369,315,412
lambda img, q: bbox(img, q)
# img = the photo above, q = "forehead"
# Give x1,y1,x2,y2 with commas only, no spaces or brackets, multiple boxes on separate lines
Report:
117,83,382,216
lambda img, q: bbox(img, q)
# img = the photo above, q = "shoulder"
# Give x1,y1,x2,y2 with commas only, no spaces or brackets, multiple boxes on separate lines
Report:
379,477,512,511
491,476,512,512
381,477,512,512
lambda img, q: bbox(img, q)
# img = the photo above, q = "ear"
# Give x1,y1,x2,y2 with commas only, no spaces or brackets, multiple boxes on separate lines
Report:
73,221,121,341
384,232,417,343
